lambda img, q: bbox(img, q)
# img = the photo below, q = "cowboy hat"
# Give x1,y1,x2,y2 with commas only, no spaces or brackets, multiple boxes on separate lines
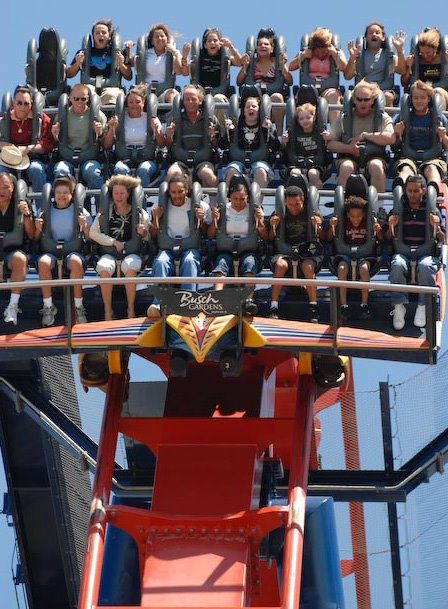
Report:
0,145,30,171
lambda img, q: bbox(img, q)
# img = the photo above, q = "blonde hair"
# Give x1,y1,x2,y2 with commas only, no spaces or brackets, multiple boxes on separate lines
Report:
411,79,434,97
297,103,316,116
309,27,332,49
107,174,141,192
418,27,441,50
127,84,148,100
354,79,380,100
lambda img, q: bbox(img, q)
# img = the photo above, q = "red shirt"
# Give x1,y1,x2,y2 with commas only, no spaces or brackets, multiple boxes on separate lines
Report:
344,217,367,245
9,111,55,153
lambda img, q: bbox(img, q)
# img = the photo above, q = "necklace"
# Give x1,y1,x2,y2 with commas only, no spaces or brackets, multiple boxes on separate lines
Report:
16,119,27,134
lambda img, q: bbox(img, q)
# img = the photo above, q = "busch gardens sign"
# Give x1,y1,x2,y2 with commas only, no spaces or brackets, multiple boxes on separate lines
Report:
151,286,253,317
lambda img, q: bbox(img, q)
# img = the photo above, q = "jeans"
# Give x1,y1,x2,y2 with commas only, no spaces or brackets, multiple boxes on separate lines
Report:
389,253,440,304
54,159,104,189
152,248,201,305
211,251,258,276
0,160,46,194
114,160,158,188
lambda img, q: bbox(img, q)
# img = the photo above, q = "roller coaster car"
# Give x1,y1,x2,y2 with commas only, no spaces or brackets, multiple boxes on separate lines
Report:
0,184,447,368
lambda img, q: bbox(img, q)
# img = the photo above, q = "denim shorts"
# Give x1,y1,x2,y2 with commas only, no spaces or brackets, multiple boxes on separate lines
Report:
224,160,274,182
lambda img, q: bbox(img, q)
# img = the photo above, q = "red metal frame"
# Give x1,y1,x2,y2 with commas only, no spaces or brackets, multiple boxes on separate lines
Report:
77,352,316,609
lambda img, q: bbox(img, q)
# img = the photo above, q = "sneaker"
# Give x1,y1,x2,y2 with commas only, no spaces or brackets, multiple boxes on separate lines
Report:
340,305,350,322
308,303,319,323
4,303,21,326
75,305,87,324
358,304,372,320
147,303,161,318
413,304,426,328
269,305,279,320
391,303,406,330
40,304,58,327
244,299,258,316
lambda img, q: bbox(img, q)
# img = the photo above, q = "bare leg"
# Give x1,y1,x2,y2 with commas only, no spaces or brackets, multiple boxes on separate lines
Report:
398,164,414,184
38,254,53,300
338,159,356,189
337,260,349,305
271,257,289,302
99,271,113,321
322,88,342,128
9,251,27,294
271,92,285,134
301,259,317,302
125,270,137,318
307,167,323,189
423,164,442,187
197,163,218,187
358,260,371,305
69,254,84,300
367,159,386,193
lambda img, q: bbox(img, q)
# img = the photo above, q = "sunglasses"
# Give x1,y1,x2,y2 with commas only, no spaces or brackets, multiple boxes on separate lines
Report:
355,96,372,102
15,100,31,106
73,96,88,102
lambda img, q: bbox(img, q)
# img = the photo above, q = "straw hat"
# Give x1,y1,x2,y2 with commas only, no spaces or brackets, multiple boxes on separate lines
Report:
0,145,30,171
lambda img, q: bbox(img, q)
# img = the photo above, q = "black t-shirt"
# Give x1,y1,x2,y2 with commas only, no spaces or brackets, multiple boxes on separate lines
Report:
0,201,19,252
71,46,126,78
109,208,132,242
199,49,222,89
238,121,261,150
418,62,442,83
0,202,16,233
282,209,308,246
294,127,319,158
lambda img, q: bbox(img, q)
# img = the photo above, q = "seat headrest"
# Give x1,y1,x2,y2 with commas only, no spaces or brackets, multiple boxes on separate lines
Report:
286,173,310,200
239,84,262,104
38,28,59,53
345,174,368,199
294,84,320,107
228,174,250,195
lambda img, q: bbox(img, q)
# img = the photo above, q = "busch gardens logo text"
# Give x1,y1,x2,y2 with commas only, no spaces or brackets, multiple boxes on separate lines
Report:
178,291,224,315
151,286,254,317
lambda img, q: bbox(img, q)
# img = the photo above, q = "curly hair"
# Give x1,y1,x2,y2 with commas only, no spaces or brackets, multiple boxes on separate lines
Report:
345,195,367,211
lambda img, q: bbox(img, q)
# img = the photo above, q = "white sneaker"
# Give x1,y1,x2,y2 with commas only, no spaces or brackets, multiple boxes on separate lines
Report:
40,304,57,327
147,303,161,318
75,305,87,324
413,304,426,328
391,303,406,330
4,303,21,325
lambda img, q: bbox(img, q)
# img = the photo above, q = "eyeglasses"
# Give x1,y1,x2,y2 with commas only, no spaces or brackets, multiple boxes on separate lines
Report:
15,100,31,106
73,96,88,102
355,96,372,102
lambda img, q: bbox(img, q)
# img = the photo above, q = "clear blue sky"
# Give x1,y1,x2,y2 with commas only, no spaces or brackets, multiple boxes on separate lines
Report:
1,1,448,607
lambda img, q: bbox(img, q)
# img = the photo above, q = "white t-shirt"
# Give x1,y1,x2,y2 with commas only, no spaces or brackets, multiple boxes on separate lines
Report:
144,48,168,83
225,202,250,237
165,199,211,239
124,113,147,145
